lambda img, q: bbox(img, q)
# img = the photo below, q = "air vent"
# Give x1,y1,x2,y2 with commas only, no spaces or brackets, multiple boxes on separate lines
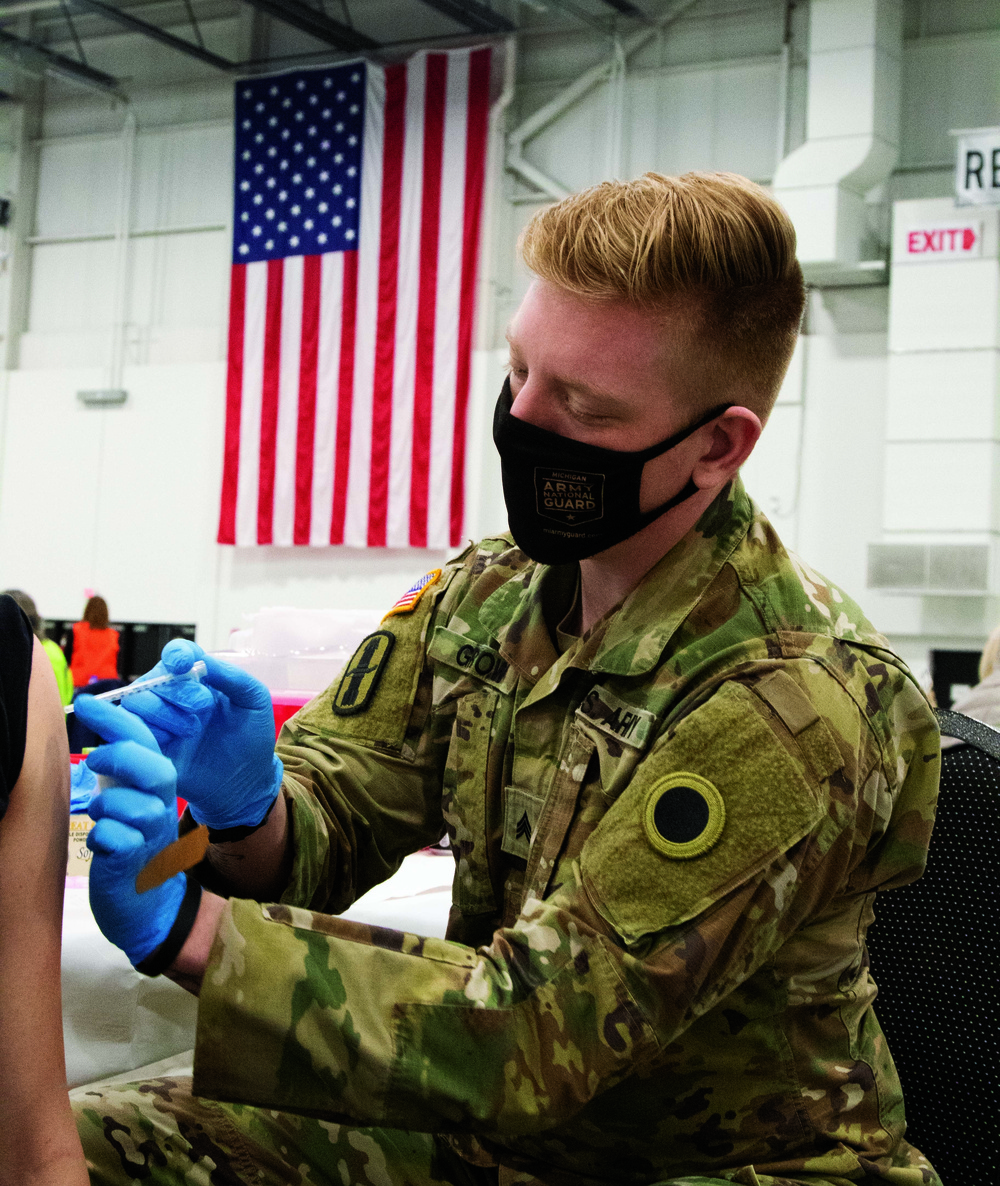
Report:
867,543,990,593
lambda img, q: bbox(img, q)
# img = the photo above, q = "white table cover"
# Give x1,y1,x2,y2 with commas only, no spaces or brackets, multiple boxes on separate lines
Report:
63,851,454,1089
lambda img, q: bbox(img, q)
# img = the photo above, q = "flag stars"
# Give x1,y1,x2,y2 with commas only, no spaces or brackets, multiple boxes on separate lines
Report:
255,102,265,112
297,80,306,90
269,85,278,96
282,98,292,107
243,88,252,98
347,167,357,177
290,236,300,247
241,119,251,129
346,198,356,209
240,211,249,221
267,147,277,157
320,140,330,150
254,163,264,174
305,187,315,198
304,219,314,230
281,129,291,140
334,153,344,164
345,229,356,241
337,91,346,100
323,109,332,119
307,157,316,167
278,190,288,201
347,135,357,146
240,180,250,191
238,243,249,254
266,240,274,250
265,209,275,219
349,104,359,114
332,215,342,226
319,170,329,181
254,133,264,143
268,116,278,127
333,184,342,195
335,122,344,132
318,201,328,212
291,205,301,215
278,221,287,231
252,226,262,237
351,71,360,82
318,232,328,244
253,194,263,205
241,150,251,161
266,178,276,188
293,173,303,184
295,111,304,122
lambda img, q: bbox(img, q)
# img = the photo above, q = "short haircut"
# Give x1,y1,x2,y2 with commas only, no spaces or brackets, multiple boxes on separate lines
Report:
519,171,805,418
83,595,109,631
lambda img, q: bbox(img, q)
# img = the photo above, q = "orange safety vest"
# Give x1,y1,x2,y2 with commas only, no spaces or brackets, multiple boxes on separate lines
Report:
70,621,120,687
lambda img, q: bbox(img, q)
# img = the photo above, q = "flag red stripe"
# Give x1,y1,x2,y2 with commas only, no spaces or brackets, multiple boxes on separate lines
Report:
450,47,491,546
409,54,447,548
367,62,407,547
330,249,359,544
294,254,322,545
218,263,246,544
257,258,284,545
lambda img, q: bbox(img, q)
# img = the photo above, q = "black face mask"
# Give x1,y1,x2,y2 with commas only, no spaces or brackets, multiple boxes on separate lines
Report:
492,377,730,565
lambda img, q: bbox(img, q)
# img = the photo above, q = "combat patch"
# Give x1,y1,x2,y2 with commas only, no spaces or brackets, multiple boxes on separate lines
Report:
643,772,725,859
581,680,826,941
382,569,441,619
332,631,395,716
576,684,655,749
427,625,516,693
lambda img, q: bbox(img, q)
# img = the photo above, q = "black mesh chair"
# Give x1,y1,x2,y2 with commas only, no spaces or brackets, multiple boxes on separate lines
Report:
866,709,999,1183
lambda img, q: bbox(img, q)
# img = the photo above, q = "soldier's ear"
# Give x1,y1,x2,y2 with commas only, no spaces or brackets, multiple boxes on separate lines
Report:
692,408,761,488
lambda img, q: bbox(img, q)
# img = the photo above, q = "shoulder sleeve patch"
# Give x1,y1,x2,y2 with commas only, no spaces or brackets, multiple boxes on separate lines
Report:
581,680,826,943
382,569,441,619
331,631,395,716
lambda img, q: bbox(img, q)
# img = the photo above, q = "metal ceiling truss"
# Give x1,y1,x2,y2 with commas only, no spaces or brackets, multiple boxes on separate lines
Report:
70,0,235,69
0,0,659,100
236,0,380,53
0,20,119,91
416,1,515,36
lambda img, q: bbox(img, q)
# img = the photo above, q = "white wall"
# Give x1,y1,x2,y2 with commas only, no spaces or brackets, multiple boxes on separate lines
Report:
1,0,999,668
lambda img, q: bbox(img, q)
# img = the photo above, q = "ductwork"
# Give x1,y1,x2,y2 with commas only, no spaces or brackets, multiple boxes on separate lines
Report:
773,0,902,281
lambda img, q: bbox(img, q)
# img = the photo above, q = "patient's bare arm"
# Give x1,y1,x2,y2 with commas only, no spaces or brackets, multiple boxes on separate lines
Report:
0,640,88,1186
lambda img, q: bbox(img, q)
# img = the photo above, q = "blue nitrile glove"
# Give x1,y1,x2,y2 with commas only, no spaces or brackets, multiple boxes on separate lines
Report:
116,639,282,833
75,696,186,968
69,760,98,814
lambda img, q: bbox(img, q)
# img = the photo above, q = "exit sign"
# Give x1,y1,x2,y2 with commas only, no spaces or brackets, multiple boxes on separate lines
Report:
903,222,983,260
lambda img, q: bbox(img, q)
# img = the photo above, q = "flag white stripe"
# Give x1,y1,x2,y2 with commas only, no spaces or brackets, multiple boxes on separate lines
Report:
236,260,267,546
272,254,304,546
343,63,385,547
310,251,344,545
387,53,426,547
427,52,469,549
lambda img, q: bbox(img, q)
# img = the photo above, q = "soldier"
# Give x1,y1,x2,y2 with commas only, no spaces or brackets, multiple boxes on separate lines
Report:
73,172,941,1186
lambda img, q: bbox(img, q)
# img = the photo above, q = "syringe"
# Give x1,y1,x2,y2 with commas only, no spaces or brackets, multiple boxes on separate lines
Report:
65,660,208,715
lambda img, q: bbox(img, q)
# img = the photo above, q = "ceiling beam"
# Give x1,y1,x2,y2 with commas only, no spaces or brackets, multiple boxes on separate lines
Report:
415,1,516,35
69,0,235,70
0,23,119,92
597,0,647,17
237,0,380,53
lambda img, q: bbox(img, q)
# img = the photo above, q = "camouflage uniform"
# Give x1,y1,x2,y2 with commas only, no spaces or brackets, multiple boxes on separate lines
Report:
75,478,941,1186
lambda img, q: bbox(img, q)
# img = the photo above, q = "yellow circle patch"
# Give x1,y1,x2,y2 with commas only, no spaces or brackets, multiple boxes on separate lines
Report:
643,772,726,860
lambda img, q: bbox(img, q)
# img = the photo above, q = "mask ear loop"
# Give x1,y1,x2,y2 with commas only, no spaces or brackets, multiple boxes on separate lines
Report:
629,404,732,528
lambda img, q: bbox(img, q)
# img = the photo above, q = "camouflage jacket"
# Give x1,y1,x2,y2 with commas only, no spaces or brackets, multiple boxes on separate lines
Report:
193,478,941,1186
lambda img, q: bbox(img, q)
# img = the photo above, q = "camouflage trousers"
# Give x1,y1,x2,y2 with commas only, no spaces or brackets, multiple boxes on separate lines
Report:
71,1075,738,1186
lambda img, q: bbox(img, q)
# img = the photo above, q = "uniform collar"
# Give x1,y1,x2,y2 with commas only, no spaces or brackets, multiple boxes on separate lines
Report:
480,478,753,682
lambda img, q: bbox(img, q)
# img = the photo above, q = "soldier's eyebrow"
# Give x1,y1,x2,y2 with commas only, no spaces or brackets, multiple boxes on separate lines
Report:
503,330,632,413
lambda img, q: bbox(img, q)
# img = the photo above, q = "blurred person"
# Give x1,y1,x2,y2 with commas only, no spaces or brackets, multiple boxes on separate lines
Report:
0,593,88,1186
68,595,120,690
940,624,1000,746
2,589,73,707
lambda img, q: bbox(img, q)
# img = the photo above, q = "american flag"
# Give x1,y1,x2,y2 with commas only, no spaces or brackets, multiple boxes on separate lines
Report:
218,47,492,547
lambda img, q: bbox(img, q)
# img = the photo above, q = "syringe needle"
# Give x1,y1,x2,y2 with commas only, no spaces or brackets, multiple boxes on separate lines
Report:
65,660,208,715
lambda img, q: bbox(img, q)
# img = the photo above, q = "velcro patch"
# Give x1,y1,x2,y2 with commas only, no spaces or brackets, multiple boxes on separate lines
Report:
643,773,725,860
501,785,545,860
331,631,395,716
576,684,655,749
382,570,441,619
427,626,516,693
